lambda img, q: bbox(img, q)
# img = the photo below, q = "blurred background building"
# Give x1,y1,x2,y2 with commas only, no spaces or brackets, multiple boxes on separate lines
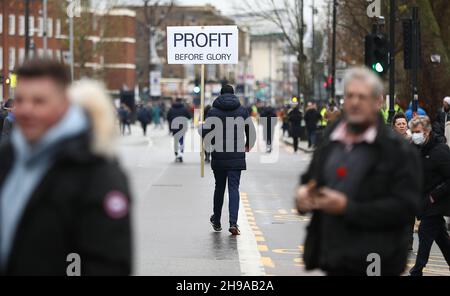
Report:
2,1,332,106
1,0,136,101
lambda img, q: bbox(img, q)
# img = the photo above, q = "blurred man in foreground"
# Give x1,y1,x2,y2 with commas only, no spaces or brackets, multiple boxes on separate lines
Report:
296,67,422,276
0,59,132,276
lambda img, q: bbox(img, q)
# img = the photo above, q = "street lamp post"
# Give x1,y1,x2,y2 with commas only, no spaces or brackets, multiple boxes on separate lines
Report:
43,0,48,53
25,0,31,60
69,15,74,80
388,0,396,124
331,0,337,101
311,0,315,101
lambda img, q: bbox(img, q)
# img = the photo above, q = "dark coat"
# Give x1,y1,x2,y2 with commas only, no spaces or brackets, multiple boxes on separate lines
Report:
0,132,132,276
432,110,449,143
1,113,14,143
137,106,152,125
0,110,7,142
417,132,450,218
301,118,422,275
118,107,130,123
203,94,256,171
288,108,303,138
304,108,321,131
167,102,192,135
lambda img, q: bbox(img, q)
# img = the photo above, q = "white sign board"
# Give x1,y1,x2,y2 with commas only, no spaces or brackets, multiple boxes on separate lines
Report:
335,69,346,96
150,71,161,96
167,26,239,65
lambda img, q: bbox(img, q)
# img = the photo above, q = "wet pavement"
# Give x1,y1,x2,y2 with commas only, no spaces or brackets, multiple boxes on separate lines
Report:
117,122,449,276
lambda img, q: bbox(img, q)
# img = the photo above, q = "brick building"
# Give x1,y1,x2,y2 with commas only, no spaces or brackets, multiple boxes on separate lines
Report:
1,1,136,101
1,0,65,101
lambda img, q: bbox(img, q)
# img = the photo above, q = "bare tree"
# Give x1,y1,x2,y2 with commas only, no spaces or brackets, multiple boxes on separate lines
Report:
237,0,307,97
140,0,175,92
54,0,122,79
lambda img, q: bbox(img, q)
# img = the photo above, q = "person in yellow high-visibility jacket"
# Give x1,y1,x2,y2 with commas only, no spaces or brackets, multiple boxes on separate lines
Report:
320,106,327,126
381,104,403,123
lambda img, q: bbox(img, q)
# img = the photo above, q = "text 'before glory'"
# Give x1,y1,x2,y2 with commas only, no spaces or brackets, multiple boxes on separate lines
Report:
174,53,233,62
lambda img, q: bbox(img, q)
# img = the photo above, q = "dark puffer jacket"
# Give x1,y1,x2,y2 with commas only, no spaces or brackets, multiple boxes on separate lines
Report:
203,94,256,171
417,132,450,218
0,132,132,276
167,102,192,135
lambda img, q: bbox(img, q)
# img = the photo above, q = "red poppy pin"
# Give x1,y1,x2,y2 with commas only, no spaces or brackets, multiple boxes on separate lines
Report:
336,167,347,179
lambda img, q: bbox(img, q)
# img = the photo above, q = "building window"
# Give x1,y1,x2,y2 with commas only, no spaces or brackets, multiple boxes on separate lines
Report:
37,48,44,58
9,15,15,35
55,50,62,62
46,49,53,58
0,47,3,70
47,18,53,38
29,16,35,36
0,15,3,34
38,17,44,37
9,48,16,71
19,15,25,36
19,48,25,64
55,19,61,38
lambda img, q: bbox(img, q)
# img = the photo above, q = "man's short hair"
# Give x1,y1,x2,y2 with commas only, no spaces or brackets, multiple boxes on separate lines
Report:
15,58,71,88
221,85,234,95
343,67,384,99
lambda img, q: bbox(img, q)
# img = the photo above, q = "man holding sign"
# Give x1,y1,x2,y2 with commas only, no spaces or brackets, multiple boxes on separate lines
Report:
167,26,249,234
201,85,255,235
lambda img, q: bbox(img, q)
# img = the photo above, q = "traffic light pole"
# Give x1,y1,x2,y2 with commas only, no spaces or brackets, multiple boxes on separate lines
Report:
25,0,30,60
331,0,337,100
388,0,396,124
411,7,419,114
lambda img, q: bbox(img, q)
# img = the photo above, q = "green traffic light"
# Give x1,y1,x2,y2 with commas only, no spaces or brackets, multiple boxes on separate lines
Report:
372,63,384,73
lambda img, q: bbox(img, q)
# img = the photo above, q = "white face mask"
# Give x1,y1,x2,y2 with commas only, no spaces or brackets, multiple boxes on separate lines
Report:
412,132,426,145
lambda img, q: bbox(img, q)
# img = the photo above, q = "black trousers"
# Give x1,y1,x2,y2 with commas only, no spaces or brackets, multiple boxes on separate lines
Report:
410,215,450,275
140,122,148,136
292,137,299,152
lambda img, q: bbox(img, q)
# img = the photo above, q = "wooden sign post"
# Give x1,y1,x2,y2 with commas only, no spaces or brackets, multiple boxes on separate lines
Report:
166,25,239,177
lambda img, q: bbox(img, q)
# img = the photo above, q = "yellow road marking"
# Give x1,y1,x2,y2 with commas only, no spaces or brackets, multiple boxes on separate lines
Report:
260,257,275,268
255,236,266,242
258,245,269,252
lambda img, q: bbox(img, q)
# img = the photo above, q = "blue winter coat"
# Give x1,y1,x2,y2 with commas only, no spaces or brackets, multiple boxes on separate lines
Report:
405,103,427,121
137,107,152,124
203,94,256,171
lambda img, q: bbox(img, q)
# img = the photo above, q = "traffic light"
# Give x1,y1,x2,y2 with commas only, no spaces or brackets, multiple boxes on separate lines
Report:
323,76,332,92
365,33,389,75
193,77,201,94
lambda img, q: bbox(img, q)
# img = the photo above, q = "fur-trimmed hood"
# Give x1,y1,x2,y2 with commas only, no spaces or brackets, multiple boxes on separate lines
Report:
68,79,118,159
